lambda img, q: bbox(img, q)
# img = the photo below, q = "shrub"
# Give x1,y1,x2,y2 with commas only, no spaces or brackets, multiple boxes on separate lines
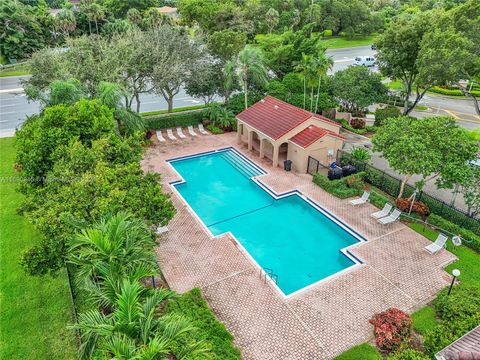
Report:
337,118,368,134
323,29,333,37
396,198,429,218
313,172,366,199
423,314,480,356
144,110,204,129
429,86,480,97
375,105,401,126
165,288,241,359
206,124,224,134
351,117,366,129
370,191,391,209
423,286,480,356
387,349,429,360
427,214,480,253
225,92,263,114
434,286,480,323
369,308,412,353
350,147,371,163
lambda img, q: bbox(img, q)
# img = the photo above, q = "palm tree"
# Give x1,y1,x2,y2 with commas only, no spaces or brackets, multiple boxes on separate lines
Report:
313,50,334,114
224,45,268,110
96,82,145,133
295,53,314,110
68,212,157,289
71,280,210,359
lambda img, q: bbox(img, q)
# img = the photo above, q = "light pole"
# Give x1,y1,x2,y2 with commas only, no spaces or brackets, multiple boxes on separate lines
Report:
447,269,460,295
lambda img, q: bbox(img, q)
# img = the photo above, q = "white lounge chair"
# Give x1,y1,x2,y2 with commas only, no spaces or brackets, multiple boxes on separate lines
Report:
371,203,393,219
155,226,169,235
350,191,370,205
155,130,165,142
377,208,402,225
166,128,176,140
188,125,197,136
198,123,208,135
176,127,186,139
424,233,448,254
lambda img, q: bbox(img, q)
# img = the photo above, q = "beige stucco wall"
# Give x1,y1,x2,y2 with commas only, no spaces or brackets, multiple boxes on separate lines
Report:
287,135,343,173
236,117,343,172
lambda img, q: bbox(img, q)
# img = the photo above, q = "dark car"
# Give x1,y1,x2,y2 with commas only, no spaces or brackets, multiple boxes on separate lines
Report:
371,44,377,50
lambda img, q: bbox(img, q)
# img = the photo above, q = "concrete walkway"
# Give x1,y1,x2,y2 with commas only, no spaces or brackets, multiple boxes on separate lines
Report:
142,132,457,359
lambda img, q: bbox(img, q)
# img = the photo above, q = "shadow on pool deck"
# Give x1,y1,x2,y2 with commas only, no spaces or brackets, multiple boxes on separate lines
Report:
141,132,457,360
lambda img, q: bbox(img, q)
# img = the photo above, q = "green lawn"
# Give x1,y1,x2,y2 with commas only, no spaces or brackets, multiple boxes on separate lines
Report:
333,343,381,360
409,223,480,288
412,306,438,335
0,137,77,359
0,64,29,77
320,35,376,49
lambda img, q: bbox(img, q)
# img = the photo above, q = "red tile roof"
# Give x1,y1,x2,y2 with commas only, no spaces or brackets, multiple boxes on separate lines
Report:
236,96,339,140
289,125,345,148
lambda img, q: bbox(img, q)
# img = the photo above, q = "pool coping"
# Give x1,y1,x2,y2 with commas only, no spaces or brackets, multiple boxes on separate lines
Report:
166,146,368,300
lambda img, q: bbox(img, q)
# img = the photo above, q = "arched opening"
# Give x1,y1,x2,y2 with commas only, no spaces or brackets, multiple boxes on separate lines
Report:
276,142,289,167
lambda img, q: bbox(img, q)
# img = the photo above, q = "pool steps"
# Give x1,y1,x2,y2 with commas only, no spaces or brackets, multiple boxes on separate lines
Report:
221,151,262,179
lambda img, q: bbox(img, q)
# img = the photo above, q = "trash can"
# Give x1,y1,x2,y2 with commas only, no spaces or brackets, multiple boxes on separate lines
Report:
342,165,357,177
328,167,343,180
284,160,292,171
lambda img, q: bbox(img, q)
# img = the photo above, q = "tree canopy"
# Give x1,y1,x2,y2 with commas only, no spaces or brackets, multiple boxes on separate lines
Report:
372,116,478,198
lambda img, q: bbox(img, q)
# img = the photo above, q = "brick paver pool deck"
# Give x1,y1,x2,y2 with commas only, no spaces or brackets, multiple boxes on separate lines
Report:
141,132,457,359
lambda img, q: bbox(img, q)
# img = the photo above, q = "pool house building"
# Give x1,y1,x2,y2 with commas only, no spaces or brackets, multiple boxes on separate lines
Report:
236,96,345,173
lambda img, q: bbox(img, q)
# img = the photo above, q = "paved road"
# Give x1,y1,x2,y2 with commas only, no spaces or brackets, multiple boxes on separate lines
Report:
0,76,205,133
327,45,378,73
1,45,479,135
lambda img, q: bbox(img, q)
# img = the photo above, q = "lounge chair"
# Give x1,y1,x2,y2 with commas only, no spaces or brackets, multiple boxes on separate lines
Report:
350,191,370,205
198,123,208,135
155,226,169,235
176,127,186,139
371,203,393,219
377,208,402,225
188,125,197,136
424,233,448,254
156,130,165,142
166,128,176,140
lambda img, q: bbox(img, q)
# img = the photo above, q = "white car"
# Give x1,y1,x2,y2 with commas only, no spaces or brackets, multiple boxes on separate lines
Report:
354,56,376,67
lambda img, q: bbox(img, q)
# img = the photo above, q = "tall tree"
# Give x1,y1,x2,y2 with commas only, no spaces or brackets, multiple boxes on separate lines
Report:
150,27,202,112
206,30,247,63
265,7,279,33
224,45,268,110
331,66,387,114
376,10,479,115
313,50,334,113
0,0,50,60
372,116,478,199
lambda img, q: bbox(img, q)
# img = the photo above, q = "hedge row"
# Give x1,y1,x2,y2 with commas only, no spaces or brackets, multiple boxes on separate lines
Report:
165,288,241,359
313,172,366,198
144,110,205,129
429,86,480,97
427,214,480,254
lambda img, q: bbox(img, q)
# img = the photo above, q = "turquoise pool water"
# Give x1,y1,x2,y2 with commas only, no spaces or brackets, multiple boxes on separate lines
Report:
170,149,361,296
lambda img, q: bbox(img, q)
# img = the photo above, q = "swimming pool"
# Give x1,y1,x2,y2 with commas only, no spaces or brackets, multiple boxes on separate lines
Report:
169,148,364,297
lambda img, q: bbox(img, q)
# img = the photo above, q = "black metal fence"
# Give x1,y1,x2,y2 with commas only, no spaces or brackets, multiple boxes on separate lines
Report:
307,156,330,175
333,150,480,235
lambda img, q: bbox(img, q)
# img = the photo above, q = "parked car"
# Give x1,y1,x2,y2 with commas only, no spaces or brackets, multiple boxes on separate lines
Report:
371,44,377,50
354,56,376,67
